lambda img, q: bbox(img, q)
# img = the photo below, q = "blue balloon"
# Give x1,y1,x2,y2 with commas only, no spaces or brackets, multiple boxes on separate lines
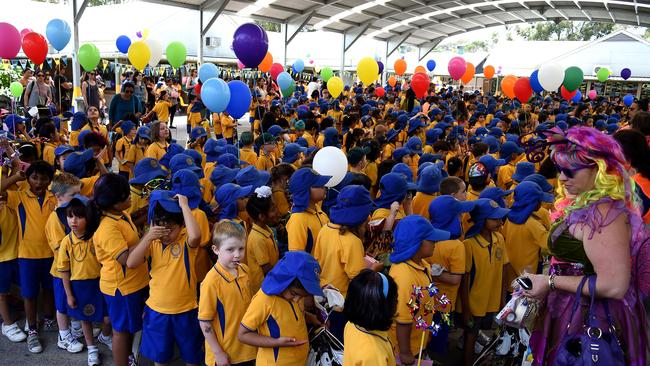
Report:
530,69,544,94
277,72,293,90
571,90,582,103
623,93,634,107
116,35,131,54
46,19,71,51
292,59,304,73
426,60,436,72
226,80,252,119
199,63,219,83
201,78,230,113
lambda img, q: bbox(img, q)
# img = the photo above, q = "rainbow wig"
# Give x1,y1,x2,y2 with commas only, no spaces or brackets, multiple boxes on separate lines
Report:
548,126,639,215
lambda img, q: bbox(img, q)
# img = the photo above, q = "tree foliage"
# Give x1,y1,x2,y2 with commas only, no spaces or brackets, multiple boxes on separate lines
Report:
517,21,616,41
255,20,281,33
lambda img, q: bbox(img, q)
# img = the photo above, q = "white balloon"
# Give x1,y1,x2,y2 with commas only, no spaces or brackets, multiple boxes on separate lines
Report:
146,38,163,67
313,146,348,188
537,62,564,92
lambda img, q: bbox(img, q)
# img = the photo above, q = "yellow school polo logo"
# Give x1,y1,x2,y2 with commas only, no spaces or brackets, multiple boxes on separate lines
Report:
150,159,159,168
495,247,503,260
489,200,499,208
89,244,96,256
83,304,95,317
171,243,181,258
186,157,193,165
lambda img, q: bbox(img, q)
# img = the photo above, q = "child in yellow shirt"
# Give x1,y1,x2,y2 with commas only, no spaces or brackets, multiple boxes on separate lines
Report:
245,186,281,294
286,168,330,253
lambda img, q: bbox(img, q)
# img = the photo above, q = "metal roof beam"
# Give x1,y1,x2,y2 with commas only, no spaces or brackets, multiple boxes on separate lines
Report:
202,0,231,36
344,19,373,52
418,38,444,62
286,11,315,44
387,31,413,58
139,0,199,10
74,0,88,23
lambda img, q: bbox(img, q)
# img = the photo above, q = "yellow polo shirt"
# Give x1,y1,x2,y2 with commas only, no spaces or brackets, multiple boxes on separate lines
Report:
79,175,99,198
93,212,148,296
42,142,56,166
426,239,465,312
125,145,146,171
198,262,257,365
503,215,548,287
389,259,433,356
57,232,101,280
313,223,366,297
145,141,169,161
412,192,436,219
382,143,396,162
256,154,276,172
286,207,329,253
6,190,57,259
44,211,67,278
220,114,236,139
127,186,149,217
115,136,133,175
240,148,258,167
497,162,516,190
246,224,279,295
371,207,405,222
240,291,309,366
343,322,396,366
0,206,19,262
152,101,172,122
301,132,316,147
272,190,290,217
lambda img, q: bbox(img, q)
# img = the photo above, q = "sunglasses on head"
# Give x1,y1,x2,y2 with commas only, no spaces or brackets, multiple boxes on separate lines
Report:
37,74,44,77
556,163,595,179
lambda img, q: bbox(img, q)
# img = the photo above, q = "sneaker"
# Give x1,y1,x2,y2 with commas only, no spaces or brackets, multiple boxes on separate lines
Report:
88,347,101,366
42,318,58,331
72,327,83,339
2,323,27,342
92,327,101,338
58,333,84,353
128,354,138,366
97,333,112,351
27,330,43,353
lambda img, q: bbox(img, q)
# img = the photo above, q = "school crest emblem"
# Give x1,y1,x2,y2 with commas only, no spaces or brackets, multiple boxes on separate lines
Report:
83,304,95,317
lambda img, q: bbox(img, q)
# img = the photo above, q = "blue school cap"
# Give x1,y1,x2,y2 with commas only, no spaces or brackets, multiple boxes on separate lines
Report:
268,125,284,137
216,153,242,169
390,215,450,264
329,185,374,227
288,168,331,213
522,173,554,193
171,169,202,209
391,163,417,189
190,126,207,140
236,165,270,190
374,172,408,209
136,126,151,140
429,195,476,240
54,145,75,157
170,153,204,178
77,130,91,149
392,147,411,162
499,141,524,162
466,198,511,238
120,120,135,135
323,127,340,147
159,143,185,169
223,144,239,156
475,127,489,136
130,158,168,185
512,162,536,183
57,194,90,211
295,137,309,148
405,136,423,155
478,187,512,208
63,149,94,178
408,118,426,135
386,129,400,142
71,112,86,131
417,163,444,195
508,181,554,225
184,149,203,167
210,165,239,189
428,108,443,119
215,183,253,220
147,190,182,224
418,153,441,165
478,155,506,177
261,251,323,297
425,128,442,145
283,143,307,164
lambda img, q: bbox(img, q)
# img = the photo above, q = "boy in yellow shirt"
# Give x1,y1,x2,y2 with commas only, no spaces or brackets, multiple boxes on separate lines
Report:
114,120,136,180
286,168,330,253
412,162,444,218
220,111,237,144
239,131,258,167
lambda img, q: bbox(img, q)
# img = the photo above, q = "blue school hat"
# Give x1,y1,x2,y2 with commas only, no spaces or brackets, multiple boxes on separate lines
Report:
216,153,242,169
136,126,151,141
466,198,511,238
429,195,476,240
417,163,444,195
408,118,426,135
130,158,168,185
478,155,506,177
478,187,512,208
405,136,423,155
418,153,441,165
289,168,331,213
268,125,285,137
54,145,75,157
323,127,340,148
283,143,307,164
236,165,270,190
443,115,455,124
295,137,309,148
77,130,91,149
512,162,536,183
392,147,411,162
223,144,239,156
215,183,253,220
63,149,94,178
425,128,442,145
391,163,417,188
170,153,204,178
374,172,408,209
71,112,86,131
159,143,185,169
262,251,323,297
57,194,90,211
499,141,524,162
475,127,489,136
428,108,443,119
184,149,203,167
120,120,135,135
606,123,619,135
507,181,553,225
147,190,182,224
390,215,450,264
171,169,202,209
190,126,207,140
522,173,554,193
386,129,400,142
210,165,239,189
489,127,504,138
329,185,374,227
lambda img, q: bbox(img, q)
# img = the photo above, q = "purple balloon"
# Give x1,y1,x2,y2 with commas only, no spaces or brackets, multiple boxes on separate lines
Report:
0,22,21,59
377,61,384,75
621,68,631,80
232,23,269,68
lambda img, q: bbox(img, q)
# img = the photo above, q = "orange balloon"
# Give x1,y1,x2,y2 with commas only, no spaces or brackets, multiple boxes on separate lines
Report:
484,65,495,79
414,65,427,74
258,52,273,72
461,62,475,84
394,59,407,76
388,76,397,87
501,75,517,99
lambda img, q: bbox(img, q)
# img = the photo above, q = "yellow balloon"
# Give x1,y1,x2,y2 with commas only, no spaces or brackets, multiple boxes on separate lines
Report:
142,28,150,39
327,76,344,98
357,57,379,85
128,41,151,71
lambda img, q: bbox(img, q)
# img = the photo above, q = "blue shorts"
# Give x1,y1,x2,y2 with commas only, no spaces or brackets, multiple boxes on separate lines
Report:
68,279,105,322
53,277,68,314
140,306,203,364
103,289,145,333
0,259,20,294
18,258,54,299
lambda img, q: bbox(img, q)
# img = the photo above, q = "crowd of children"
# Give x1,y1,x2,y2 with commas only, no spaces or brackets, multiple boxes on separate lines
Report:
0,73,649,366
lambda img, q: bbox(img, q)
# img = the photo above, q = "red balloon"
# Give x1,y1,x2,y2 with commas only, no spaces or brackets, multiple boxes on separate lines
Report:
269,63,284,81
194,83,201,96
560,86,577,101
375,87,385,97
513,77,533,102
22,32,48,65
410,73,429,99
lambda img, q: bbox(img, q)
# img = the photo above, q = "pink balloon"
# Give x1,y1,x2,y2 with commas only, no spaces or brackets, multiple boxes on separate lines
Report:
237,60,245,70
588,90,597,100
20,28,33,40
0,22,22,59
448,56,467,81
309,60,314,64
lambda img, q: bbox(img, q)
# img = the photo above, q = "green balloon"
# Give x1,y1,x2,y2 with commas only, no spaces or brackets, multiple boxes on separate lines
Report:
321,67,333,82
9,82,23,98
282,80,295,97
597,67,610,83
563,66,584,92
166,41,187,68
78,43,100,72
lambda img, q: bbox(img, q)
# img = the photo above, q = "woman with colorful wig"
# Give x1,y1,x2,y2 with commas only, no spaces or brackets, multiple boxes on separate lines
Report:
522,127,649,365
